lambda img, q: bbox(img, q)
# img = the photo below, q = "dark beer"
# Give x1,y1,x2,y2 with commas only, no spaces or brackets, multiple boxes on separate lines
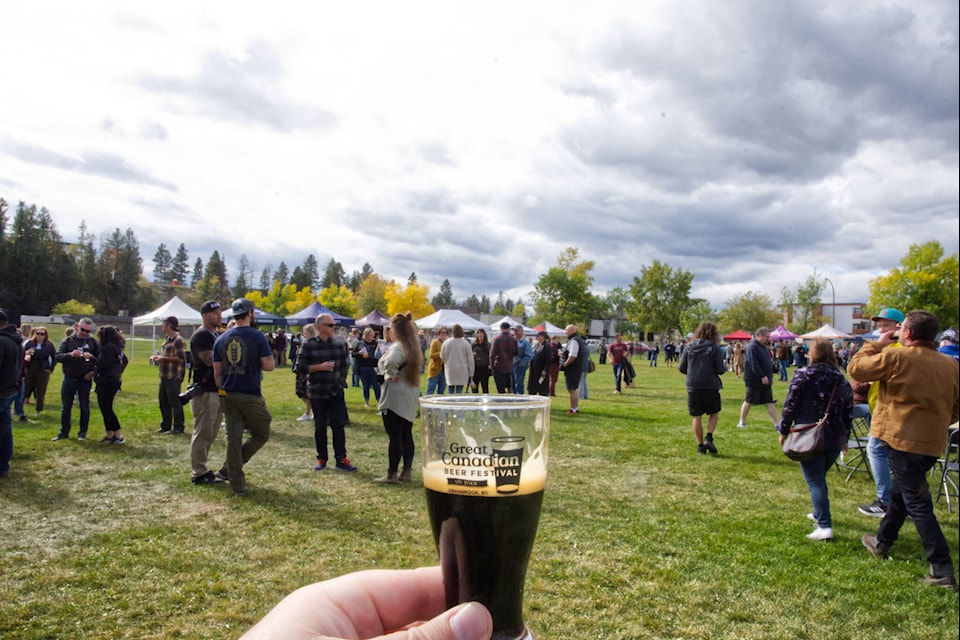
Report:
424,463,546,640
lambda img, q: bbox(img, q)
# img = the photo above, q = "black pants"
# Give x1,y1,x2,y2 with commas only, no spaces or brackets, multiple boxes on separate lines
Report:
381,409,415,472
96,380,121,432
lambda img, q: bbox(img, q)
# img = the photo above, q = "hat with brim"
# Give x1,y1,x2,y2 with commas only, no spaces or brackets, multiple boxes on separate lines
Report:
871,308,904,323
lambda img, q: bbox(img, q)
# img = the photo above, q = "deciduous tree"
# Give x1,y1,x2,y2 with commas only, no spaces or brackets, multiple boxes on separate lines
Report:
868,240,959,328
626,260,692,337
718,291,779,335
386,282,433,319
530,248,595,327
319,284,359,318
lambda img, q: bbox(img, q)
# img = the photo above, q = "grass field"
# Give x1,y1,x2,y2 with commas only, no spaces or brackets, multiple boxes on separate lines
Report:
1,339,957,639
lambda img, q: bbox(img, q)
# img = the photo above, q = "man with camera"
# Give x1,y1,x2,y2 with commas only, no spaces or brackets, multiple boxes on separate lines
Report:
156,316,187,434
189,301,224,485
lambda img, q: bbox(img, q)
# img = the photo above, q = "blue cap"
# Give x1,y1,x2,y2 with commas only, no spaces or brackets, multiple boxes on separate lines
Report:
871,308,904,323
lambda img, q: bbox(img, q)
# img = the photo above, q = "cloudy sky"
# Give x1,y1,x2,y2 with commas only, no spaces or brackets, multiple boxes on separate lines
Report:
1,1,957,310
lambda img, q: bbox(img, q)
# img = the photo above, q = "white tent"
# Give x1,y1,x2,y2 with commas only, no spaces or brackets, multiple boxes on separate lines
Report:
488,315,536,336
533,320,566,337
799,324,853,340
415,309,489,332
131,296,203,358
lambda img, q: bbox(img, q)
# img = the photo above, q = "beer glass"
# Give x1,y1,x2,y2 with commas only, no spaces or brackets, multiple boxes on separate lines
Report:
420,395,550,640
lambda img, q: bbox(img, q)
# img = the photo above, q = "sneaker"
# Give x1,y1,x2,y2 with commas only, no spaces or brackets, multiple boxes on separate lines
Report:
157,427,171,433
99,436,113,443
858,500,887,517
214,470,229,482
168,429,185,435
18,415,30,423
313,460,327,471
565,409,578,415
335,458,357,472
736,422,746,428
704,438,718,455
697,444,707,455
192,471,223,485
861,533,888,558
111,436,125,444
920,574,958,590
51,434,68,441
807,527,834,541
613,390,621,395
296,413,313,422
77,434,86,441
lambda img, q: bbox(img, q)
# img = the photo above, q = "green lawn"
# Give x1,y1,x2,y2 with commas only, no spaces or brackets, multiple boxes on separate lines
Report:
2,348,957,639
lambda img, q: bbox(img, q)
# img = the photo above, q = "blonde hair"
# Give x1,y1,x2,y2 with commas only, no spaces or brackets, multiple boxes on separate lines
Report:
391,312,423,386
303,323,318,338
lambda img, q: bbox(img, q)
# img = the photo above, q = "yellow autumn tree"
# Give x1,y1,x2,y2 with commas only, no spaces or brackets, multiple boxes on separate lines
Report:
318,284,360,319
385,282,434,319
285,287,318,315
247,280,298,316
356,273,393,316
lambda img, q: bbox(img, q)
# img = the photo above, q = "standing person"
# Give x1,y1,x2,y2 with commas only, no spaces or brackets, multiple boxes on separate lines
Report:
560,325,586,415
851,311,959,590
548,335,562,396
471,328,491,393
678,322,727,455
374,312,423,484
353,328,382,407
778,338,853,541
22,327,57,417
273,329,287,368
489,322,517,394
608,333,631,394
851,307,904,517
0,309,23,477
440,324,474,394
297,313,356,473
511,326,533,395
936,327,959,361
664,342,677,367
418,330,428,374
156,316,187,434
93,326,128,444
598,338,607,365
649,344,659,367
737,328,779,429
213,298,276,496
189,300,226,485
776,341,793,381
732,341,745,377
526,331,551,396
294,325,317,422
425,328,448,396
346,327,362,388
53,317,99,441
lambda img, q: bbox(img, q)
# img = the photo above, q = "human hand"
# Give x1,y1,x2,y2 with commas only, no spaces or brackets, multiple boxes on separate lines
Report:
240,567,492,640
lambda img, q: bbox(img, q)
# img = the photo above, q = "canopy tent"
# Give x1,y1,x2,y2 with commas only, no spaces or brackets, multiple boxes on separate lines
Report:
222,305,288,326
355,309,391,327
131,296,203,358
415,309,489,332
769,325,798,342
799,324,852,340
285,301,354,327
532,321,566,337
489,315,536,336
723,329,753,342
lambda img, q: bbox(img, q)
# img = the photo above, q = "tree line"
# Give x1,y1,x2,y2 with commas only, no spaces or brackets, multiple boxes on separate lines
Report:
2,196,956,336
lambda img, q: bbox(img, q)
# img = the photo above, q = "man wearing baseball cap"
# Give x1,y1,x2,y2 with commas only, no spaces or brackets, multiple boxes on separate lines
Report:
851,307,904,517
156,316,187,434
189,301,224,485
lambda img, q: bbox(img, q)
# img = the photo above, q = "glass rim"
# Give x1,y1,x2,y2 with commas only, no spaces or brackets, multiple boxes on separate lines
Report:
419,394,550,410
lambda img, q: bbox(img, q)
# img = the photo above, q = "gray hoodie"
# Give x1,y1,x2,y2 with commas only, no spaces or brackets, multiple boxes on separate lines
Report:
678,339,726,390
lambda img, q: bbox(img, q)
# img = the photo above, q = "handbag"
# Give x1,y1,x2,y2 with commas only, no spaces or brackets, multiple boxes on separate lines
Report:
782,384,838,462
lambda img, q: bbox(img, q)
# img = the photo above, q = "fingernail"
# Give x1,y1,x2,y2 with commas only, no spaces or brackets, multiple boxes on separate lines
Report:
450,602,491,640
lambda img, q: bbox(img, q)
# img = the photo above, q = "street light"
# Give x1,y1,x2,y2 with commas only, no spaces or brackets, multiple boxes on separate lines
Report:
823,277,836,326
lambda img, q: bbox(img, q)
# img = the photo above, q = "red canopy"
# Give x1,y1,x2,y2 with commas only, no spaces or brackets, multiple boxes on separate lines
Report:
723,329,753,341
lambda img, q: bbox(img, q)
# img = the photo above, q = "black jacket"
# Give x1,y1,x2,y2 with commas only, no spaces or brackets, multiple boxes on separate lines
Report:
0,325,23,398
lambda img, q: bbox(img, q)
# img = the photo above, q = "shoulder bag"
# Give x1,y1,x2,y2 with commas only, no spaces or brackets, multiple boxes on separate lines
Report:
782,384,838,462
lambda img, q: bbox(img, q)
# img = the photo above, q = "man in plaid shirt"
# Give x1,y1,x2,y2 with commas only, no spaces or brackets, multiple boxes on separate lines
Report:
157,316,186,434
296,314,356,472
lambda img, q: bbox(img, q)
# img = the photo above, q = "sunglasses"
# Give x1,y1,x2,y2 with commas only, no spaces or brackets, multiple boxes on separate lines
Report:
321,323,335,328
77,328,92,334
36,332,47,336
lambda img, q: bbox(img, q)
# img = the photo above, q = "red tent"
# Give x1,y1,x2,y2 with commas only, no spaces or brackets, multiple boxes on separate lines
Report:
723,329,753,341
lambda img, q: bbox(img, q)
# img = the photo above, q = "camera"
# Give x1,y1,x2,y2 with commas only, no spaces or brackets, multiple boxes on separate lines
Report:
179,382,202,405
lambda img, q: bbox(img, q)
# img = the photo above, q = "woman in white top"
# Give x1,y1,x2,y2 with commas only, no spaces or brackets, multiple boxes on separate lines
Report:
375,313,423,484
439,324,475,394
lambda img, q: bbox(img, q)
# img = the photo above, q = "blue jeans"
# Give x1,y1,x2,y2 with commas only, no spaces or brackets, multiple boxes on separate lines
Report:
867,436,891,505
448,385,466,394
799,445,842,528
512,365,528,395
358,366,381,404
613,362,625,392
14,378,25,417
1,393,14,474
876,445,955,578
426,373,446,396
778,359,790,381
60,376,92,437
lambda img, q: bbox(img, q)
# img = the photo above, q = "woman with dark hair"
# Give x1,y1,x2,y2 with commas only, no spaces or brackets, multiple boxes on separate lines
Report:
23,326,57,416
471,328,491,394
440,323,474,394
374,313,424,484
353,327,382,407
95,325,128,444
527,331,552,396
779,337,853,541
678,321,726,455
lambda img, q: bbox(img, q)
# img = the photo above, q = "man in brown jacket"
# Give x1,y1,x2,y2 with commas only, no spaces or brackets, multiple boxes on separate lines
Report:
849,310,959,590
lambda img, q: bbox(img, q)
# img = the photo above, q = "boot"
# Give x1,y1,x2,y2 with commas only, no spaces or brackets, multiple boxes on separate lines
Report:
375,470,399,484
398,468,413,482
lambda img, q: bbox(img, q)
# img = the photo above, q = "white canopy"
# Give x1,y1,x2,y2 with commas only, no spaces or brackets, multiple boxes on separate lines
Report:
489,315,536,336
799,324,853,340
534,320,566,337
130,296,203,359
415,309,489,332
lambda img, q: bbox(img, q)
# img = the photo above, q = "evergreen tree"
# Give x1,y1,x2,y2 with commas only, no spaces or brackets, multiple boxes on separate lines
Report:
302,254,320,290
259,265,272,293
191,257,204,287
408,272,418,285
233,253,252,297
96,228,143,314
152,243,172,283
289,265,311,291
479,295,491,314
76,221,99,303
431,278,455,308
170,243,189,285
321,259,345,289
273,261,289,287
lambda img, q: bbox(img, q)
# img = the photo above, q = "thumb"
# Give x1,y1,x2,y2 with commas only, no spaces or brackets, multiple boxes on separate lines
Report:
392,602,492,640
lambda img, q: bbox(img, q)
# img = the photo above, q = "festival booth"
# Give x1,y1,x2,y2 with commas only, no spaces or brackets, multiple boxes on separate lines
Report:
131,296,203,359
285,301,354,327
355,309,391,328
799,324,852,341
722,329,753,342
769,325,798,342
532,321,566,337
488,315,536,336
222,305,288,326
415,309,489,332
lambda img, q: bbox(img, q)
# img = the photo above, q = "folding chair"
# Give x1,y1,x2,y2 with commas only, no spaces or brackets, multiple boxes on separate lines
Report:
835,412,872,482
933,425,959,513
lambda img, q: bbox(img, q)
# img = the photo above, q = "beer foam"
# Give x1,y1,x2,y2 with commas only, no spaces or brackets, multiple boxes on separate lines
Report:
422,459,546,496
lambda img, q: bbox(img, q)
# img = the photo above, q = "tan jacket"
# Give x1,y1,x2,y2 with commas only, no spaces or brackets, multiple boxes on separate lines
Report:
849,342,959,457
